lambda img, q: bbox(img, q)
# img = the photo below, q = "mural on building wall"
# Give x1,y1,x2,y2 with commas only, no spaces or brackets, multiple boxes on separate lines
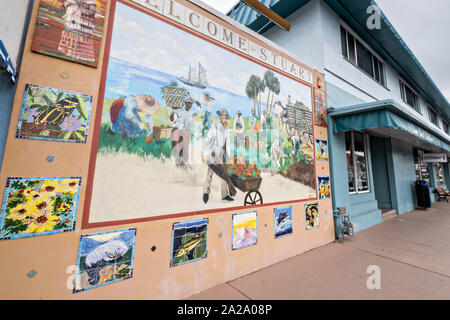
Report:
31,0,107,67
274,206,293,238
89,2,317,223
16,84,92,143
232,211,257,250
314,85,327,127
315,139,328,161
318,176,331,200
0,177,81,240
304,202,319,230
73,228,136,293
170,218,208,267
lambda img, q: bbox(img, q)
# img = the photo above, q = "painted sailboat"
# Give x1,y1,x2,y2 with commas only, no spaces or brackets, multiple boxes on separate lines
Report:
177,63,208,89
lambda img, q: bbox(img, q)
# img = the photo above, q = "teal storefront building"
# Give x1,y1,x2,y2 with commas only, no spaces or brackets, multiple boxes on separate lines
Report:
229,0,450,233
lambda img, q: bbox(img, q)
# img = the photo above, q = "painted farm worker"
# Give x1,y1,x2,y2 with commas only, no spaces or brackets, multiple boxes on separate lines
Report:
202,94,215,135
202,108,237,204
110,94,161,137
289,134,302,158
170,96,195,168
234,110,245,154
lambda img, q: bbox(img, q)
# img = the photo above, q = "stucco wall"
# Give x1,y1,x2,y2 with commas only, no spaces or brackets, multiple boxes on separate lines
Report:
0,0,335,299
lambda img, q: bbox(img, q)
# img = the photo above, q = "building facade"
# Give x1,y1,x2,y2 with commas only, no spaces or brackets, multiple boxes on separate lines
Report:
230,0,450,232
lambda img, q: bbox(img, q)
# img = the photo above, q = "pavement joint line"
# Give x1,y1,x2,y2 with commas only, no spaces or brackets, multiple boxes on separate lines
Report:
226,281,253,300
336,241,450,280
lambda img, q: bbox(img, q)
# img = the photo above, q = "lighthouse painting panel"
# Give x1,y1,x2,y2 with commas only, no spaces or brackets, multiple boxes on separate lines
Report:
16,84,92,143
73,228,137,293
170,218,208,267
31,0,107,67
89,2,316,224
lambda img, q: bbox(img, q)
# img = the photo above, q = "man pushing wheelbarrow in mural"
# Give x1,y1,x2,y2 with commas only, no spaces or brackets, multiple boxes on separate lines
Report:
202,108,237,204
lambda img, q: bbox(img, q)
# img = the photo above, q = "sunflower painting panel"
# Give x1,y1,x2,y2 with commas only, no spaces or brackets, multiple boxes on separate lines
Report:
16,84,92,143
305,202,319,230
0,177,81,240
170,218,208,267
73,228,137,293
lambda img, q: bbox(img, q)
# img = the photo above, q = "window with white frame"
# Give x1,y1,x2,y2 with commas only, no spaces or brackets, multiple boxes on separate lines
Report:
340,25,386,86
399,80,420,113
428,105,439,127
345,131,370,194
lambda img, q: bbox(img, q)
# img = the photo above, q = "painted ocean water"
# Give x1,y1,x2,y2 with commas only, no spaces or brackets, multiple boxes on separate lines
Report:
104,56,260,120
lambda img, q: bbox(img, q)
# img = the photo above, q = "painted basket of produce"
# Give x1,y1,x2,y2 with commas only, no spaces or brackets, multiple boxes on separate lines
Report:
153,126,173,139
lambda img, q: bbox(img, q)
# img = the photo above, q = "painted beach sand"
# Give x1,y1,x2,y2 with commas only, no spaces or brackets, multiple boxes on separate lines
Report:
232,211,257,250
16,84,92,143
274,206,293,238
73,228,136,293
0,177,81,240
89,2,316,223
170,218,208,267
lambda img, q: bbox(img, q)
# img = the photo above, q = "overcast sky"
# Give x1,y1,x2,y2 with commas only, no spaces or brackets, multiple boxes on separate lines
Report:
200,0,450,103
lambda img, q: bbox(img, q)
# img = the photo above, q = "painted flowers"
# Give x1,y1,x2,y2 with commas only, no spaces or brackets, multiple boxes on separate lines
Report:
16,84,92,143
0,177,81,240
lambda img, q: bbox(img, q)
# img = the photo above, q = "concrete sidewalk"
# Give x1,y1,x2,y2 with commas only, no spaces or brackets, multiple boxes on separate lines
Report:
187,201,450,300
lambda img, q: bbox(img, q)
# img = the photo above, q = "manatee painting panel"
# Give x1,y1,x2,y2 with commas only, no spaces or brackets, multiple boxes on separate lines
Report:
232,211,257,250
73,228,137,293
31,0,107,67
16,84,92,143
0,177,81,240
170,218,208,267
274,206,293,238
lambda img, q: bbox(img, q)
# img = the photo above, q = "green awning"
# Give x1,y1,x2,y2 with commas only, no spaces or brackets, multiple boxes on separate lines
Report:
330,100,450,153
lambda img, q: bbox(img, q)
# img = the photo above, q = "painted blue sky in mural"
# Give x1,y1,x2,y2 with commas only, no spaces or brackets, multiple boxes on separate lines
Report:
104,2,311,118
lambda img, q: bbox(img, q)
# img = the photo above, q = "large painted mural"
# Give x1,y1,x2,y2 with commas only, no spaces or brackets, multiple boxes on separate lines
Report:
89,2,316,223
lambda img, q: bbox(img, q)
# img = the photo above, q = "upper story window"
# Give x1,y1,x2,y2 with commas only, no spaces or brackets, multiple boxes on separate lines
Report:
428,105,439,127
340,26,386,86
399,80,420,113
443,120,449,134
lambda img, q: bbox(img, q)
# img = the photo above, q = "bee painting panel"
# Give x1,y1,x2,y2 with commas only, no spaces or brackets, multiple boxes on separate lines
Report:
0,177,81,240
16,84,92,143
170,218,208,267
274,206,293,238
73,228,136,293
305,202,319,230
31,0,107,67
232,211,257,250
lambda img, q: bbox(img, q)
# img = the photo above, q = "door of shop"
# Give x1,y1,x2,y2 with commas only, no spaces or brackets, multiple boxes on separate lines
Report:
370,136,393,209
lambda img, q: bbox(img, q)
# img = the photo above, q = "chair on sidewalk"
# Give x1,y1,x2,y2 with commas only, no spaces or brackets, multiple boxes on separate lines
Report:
434,188,449,202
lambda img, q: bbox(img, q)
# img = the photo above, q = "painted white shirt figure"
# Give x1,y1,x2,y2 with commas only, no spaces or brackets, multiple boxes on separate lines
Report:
234,115,244,133
203,122,231,163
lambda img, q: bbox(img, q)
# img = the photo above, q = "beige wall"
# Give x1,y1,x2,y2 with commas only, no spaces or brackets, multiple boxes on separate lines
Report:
0,0,334,299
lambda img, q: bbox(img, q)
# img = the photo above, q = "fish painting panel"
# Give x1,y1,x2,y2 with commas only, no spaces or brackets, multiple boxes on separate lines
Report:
170,218,208,267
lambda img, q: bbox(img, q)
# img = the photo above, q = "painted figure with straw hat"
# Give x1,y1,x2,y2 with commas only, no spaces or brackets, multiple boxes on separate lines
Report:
110,94,162,137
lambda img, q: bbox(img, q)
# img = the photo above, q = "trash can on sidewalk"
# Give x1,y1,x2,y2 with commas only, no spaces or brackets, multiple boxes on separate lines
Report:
415,180,431,209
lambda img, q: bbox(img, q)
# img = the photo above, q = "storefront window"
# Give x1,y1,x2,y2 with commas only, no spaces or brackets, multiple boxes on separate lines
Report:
413,149,430,184
345,131,369,194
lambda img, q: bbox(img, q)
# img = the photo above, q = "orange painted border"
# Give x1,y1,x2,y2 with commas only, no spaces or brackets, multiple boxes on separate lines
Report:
82,0,319,229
